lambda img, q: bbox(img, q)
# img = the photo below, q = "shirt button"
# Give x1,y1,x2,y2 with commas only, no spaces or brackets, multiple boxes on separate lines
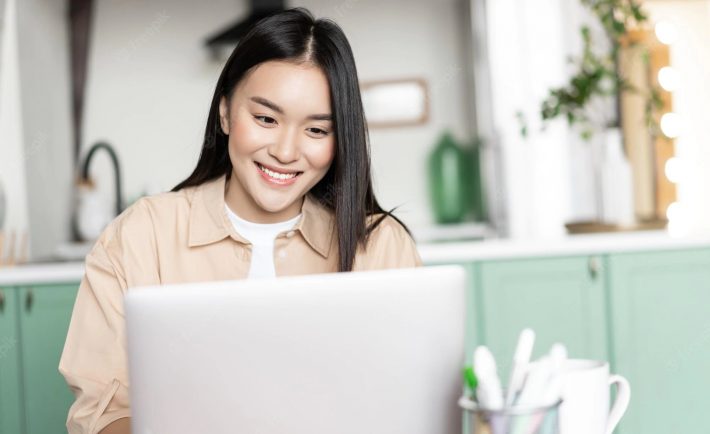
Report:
278,249,287,259
285,230,296,238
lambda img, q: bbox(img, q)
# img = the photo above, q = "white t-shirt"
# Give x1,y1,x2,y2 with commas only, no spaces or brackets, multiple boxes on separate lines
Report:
225,205,301,279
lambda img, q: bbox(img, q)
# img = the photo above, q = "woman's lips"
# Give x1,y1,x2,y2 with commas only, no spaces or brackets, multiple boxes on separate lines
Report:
254,162,302,186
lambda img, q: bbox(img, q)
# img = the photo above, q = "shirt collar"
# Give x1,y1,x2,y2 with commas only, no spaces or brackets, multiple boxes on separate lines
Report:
187,174,335,258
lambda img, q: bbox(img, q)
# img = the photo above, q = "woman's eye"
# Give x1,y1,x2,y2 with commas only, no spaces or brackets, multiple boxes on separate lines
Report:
307,127,329,136
254,115,277,125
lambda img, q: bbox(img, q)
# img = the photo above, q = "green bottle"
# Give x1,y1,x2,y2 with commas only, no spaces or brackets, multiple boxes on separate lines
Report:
462,138,486,222
428,132,468,224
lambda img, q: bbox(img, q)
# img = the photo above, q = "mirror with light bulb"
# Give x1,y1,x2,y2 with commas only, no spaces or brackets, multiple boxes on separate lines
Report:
487,0,710,238
615,0,708,237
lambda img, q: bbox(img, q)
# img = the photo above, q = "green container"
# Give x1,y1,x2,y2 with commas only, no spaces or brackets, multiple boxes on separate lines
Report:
428,133,487,224
462,138,486,222
428,132,469,224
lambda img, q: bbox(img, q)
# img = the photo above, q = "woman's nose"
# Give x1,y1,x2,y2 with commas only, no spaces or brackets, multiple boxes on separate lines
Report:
268,127,300,164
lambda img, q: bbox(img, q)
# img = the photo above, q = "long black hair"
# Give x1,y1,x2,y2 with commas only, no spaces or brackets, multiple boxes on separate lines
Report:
173,7,410,272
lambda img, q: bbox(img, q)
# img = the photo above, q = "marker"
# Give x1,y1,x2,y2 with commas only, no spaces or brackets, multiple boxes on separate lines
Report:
540,343,567,405
463,365,478,391
505,328,535,406
473,346,504,410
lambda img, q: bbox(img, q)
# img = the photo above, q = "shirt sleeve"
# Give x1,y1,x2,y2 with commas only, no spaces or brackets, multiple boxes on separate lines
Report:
352,215,423,270
59,198,158,434
59,238,132,434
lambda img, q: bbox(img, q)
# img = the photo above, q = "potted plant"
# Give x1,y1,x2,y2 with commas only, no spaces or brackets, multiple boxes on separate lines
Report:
533,0,662,139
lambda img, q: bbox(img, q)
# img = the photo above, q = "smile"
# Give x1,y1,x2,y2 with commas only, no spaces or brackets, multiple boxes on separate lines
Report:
254,162,302,185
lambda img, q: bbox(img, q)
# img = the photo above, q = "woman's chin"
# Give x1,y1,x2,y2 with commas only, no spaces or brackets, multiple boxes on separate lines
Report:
253,192,303,215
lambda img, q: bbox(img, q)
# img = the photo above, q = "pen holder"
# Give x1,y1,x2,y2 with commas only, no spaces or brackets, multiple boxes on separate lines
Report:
459,396,561,434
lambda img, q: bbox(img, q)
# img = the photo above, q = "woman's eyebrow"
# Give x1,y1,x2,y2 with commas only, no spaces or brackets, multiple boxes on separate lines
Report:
250,96,332,121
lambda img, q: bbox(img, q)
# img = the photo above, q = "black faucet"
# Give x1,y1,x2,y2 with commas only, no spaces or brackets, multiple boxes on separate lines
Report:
80,142,123,216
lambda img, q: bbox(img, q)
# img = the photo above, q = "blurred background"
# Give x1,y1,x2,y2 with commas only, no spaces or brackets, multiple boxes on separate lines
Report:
1,0,710,257
0,0,709,433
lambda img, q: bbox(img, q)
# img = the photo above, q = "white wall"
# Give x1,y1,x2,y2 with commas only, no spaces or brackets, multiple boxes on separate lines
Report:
83,0,240,206
14,0,74,259
0,0,30,238
484,0,583,239
83,0,471,228
644,0,710,237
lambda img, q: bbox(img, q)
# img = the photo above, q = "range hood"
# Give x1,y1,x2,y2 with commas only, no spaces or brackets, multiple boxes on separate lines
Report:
205,0,286,50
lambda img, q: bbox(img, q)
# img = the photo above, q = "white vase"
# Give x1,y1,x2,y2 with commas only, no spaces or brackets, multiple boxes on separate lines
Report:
600,128,635,226
75,182,112,242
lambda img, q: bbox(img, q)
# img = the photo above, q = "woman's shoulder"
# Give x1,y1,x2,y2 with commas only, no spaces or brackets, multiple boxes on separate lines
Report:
96,188,193,248
366,212,411,238
354,213,422,270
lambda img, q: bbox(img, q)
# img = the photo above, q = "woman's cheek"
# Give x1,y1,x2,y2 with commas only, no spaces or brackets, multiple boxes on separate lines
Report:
230,116,266,155
305,140,336,170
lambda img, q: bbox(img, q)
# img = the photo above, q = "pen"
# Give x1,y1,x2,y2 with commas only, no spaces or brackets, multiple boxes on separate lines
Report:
473,346,504,410
505,328,535,406
516,344,568,434
540,343,567,405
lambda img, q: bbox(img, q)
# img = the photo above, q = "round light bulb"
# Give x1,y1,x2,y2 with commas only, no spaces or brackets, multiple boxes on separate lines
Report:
655,21,678,45
658,67,679,92
660,113,681,138
664,157,683,183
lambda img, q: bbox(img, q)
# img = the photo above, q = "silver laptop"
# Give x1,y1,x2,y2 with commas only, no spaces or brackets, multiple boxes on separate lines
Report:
125,265,466,434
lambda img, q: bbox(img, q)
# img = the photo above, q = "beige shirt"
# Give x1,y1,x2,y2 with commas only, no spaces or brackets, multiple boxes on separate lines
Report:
59,175,422,434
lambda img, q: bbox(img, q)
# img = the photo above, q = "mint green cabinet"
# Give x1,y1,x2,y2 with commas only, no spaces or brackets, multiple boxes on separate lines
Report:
0,287,23,434
476,256,609,375
608,248,710,434
18,284,78,434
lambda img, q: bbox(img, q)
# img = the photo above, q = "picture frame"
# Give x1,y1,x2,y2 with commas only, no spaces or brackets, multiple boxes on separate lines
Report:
360,78,429,128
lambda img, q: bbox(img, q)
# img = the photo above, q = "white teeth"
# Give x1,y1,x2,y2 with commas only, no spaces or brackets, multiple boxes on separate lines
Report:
259,164,298,180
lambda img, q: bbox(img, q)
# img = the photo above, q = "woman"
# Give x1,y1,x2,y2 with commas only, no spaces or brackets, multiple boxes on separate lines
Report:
60,7,421,434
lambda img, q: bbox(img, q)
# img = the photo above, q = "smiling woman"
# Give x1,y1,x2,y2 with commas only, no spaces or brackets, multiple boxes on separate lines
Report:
58,7,422,434
218,61,336,223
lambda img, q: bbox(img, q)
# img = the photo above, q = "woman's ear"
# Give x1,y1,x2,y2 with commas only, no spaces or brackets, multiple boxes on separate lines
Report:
219,97,230,135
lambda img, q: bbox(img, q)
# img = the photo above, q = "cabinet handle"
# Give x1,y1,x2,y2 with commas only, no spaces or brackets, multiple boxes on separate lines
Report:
0,289,4,312
25,287,34,312
588,257,601,280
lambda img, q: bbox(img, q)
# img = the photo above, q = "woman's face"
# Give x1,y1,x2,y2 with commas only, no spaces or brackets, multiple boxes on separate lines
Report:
220,60,335,223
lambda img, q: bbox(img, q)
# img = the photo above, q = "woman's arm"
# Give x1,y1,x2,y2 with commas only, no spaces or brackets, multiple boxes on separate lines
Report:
100,418,131,434
60,199,158,433
59,238,133,432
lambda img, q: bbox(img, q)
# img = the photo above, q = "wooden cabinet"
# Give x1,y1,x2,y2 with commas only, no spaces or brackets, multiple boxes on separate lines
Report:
607,248,710,434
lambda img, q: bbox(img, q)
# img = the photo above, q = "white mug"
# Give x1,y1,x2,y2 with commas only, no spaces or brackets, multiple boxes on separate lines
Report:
558,359,630,434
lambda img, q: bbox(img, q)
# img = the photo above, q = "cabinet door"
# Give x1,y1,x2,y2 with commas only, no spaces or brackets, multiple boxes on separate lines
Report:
477,256,608,376
0,287,23,434
608,248,710,434
18,284,79,434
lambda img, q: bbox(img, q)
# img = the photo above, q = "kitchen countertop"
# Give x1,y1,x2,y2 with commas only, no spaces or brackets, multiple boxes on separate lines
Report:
0,262,85,286
2,230,710,286
417,230,710,263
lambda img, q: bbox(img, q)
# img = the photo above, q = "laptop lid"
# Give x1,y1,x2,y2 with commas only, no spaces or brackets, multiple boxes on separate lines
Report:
125,265,466,434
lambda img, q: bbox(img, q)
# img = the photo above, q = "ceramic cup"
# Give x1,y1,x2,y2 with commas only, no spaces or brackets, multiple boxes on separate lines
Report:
558,359,630,434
